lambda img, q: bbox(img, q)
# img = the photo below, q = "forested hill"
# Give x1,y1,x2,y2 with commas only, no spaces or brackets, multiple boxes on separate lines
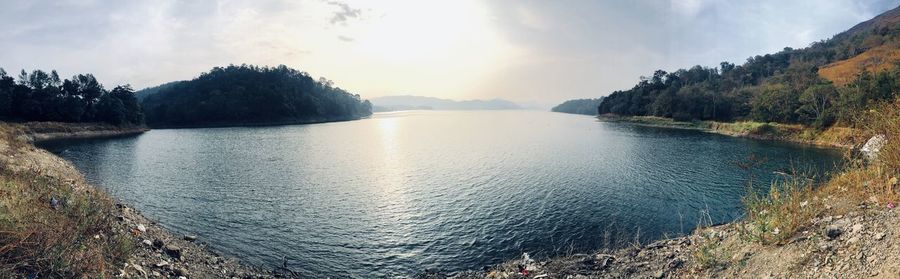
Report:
551,98,604,115
590,5,900,128
140,65,372,128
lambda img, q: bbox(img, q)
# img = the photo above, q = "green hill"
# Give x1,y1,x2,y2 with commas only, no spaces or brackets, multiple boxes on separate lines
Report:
140,65,372,128
588,5,900,129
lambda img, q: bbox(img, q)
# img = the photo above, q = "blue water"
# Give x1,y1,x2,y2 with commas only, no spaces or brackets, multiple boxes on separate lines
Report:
40,110,843,277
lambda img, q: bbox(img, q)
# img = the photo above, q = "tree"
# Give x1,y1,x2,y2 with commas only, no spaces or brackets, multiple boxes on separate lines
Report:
108,85,143,125
751,85,799,123
0,68,143,125
797,83,837,128
95,93,126,125
0,69,13,118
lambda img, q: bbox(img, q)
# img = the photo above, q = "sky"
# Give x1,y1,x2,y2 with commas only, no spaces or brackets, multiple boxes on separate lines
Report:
1,0,899,108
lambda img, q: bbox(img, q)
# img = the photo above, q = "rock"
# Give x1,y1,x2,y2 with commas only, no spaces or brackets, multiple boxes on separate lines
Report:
595,254,615,268
155,261,168,268
174,267,188,276
164,244,183,259
132,264,146,276
667,258,684,269
153,238,165,248
825,226,842,239
137,224,147,233
860,134,886,160
142,239,153,246
851,224,864,234
116,215,125,221
875,232,886,240
184,235,197,242
654,270,665,279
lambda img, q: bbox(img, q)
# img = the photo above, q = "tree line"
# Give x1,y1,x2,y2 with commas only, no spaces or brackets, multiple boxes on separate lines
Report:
597,18,900,129
0,68,143,125
140,64,372,127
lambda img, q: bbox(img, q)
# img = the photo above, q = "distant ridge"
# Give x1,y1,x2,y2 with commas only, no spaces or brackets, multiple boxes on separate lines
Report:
370,95,522,112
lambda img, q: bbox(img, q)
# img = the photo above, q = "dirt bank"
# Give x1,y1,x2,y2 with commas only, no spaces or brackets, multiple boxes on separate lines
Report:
0,122,293,278
18,121,150,142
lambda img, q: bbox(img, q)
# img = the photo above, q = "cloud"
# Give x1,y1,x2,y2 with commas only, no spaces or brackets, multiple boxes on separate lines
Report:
2,0,900,104
670,0,718,17
326,1,361,25
337,35,354,42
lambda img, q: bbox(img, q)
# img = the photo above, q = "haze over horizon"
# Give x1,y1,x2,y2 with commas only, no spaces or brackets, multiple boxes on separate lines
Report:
2,0,899,106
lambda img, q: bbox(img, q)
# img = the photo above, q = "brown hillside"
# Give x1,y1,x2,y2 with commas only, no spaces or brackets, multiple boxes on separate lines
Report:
819,44,900,85
818,5,900,85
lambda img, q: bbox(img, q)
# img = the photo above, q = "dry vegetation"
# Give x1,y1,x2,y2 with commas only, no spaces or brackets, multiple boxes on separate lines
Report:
741,98,900,245
819,44,900,86
0,124,133,277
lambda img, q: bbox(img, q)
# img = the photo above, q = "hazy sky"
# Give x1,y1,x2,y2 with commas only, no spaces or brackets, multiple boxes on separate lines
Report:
1,0,899,106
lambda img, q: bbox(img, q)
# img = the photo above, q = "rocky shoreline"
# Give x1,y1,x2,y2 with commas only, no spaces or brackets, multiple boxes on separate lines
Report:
439,200,899,278
0,122,292,278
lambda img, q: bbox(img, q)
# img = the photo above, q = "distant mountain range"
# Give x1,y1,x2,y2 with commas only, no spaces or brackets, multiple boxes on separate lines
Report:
370,95,522,112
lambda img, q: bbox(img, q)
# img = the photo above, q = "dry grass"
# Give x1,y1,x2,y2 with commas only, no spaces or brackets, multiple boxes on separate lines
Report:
0,124,132,277
819,44,900,86
739,172,817,245
740,98,900,246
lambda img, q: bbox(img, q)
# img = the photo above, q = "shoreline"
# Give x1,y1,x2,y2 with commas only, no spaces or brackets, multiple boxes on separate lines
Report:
17,121,151,143
595,114,866,149
0,122,287,278
144,115,370,130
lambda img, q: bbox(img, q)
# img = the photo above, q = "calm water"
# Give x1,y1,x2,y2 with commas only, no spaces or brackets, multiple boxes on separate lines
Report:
41,110,842,277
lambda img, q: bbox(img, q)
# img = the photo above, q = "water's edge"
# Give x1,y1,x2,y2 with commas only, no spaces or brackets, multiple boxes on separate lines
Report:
13,122,286,277
595,114,862,149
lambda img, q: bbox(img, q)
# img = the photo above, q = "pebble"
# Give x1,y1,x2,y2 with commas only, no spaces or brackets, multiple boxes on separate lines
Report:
174,267,189,276
851,224,863,234
184,235,198,242
165,244,183,259
142,239,153,246
137,224,147,233
825,226,842,239
875,232,886,240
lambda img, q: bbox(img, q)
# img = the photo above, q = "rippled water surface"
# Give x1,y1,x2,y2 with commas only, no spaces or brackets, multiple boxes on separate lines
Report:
41,110,842,277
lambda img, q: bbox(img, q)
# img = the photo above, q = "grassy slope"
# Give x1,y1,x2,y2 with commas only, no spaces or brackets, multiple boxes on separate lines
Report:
0,123,132,277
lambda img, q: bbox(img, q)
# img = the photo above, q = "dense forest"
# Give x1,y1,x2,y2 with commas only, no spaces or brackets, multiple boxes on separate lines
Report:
140,65,372,128
551,98,604,115
0,68,143,125
593,6,900,128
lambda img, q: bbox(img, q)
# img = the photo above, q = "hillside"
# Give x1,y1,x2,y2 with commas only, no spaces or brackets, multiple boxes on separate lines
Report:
590,5,900,130
370,95,521,112
551,98,604,115
141,65,372,128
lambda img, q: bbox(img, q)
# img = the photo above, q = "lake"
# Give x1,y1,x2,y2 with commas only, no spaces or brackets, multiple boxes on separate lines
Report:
40,110,843,277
